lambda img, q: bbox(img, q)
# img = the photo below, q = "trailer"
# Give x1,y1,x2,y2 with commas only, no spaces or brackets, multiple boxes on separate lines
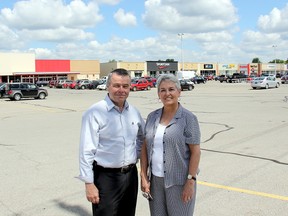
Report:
176,71,196,80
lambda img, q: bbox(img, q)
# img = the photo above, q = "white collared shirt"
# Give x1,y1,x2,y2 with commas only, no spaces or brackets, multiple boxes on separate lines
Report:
78,95,145,183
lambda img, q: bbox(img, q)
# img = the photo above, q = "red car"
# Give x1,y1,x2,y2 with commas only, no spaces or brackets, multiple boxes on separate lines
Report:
69,80,78,89
130,78,152,91
205,75,214,80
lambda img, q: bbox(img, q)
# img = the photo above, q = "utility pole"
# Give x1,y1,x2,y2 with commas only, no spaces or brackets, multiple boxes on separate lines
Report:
272,45,277,75
178,33,184,71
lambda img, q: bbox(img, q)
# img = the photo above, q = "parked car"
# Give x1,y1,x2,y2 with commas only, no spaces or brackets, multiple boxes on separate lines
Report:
88,79,105,89
36,80,49,87
180,79,195,91
55,79,68,88
218,75,228,83
246,75,257,82
97,81,107,90
251,76,280,89
75,79,91,89
49,80,57,88
6,82,48,101
69,80,78,89
281,75,288,84
0,82,7,98
142,76,157,87
205,75,214,80
130,78,152,91
62,80,73,88
191,76,206,84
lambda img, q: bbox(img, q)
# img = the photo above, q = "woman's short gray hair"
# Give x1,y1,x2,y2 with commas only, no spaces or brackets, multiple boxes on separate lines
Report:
156,74,181,92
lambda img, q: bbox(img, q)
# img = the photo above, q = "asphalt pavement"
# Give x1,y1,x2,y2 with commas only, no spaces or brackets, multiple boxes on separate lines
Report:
0,81,287,216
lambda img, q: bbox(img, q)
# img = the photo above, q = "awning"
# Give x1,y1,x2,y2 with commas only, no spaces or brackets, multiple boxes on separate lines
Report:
13,71,80,75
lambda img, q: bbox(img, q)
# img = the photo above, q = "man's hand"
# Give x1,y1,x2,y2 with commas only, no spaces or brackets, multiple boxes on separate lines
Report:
85,183,100,204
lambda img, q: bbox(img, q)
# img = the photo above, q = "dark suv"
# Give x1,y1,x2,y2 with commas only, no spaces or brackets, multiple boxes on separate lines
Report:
180,79,195,91
281,75,288,84
218,75,228,83
6,83,48,101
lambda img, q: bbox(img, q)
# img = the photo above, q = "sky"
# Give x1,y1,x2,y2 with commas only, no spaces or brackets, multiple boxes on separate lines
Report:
0,0,288,64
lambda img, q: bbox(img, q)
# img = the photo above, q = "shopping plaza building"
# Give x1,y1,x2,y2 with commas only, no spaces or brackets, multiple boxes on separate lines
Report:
0,52,287,83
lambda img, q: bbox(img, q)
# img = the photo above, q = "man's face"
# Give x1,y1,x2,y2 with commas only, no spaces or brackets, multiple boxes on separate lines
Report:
107,73,131,107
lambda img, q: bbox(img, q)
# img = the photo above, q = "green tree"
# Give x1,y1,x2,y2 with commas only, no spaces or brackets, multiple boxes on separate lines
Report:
269,59,285,64
252,58,261,63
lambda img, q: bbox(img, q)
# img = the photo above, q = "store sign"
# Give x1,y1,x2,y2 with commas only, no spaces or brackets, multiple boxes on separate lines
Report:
156,63,170,70
239,64,248,69
204,64,213,69
223,64,236,69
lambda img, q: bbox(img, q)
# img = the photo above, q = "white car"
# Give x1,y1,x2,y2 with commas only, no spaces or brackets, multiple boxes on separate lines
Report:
97,81,107,90
251,76,280,89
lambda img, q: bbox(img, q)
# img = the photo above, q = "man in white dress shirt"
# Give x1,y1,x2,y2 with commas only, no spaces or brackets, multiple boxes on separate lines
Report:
79,68,145,216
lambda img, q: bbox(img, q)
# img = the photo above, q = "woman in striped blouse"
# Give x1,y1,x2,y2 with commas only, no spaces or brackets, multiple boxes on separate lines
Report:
140,74,201,216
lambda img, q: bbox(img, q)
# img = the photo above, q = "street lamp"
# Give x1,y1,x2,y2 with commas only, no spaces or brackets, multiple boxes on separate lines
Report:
178,33,184,71
272,45,277,75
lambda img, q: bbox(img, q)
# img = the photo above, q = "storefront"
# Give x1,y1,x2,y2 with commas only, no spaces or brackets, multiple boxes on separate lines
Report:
146,61,178,77
200,63,217,76
218,63,238,76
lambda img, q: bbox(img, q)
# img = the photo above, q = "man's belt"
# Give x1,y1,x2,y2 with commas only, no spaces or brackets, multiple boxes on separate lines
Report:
94,163,136,174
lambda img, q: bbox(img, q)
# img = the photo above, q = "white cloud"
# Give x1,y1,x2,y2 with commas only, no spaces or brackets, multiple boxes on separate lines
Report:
21,27,95,42
258,4,288,33
114,8,137,27
0,0,103,29
95,0,121,5
0,24,24,49
143,0,238,33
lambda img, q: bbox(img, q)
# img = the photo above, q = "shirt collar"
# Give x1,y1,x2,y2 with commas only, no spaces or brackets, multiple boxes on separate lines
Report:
105,94,129,112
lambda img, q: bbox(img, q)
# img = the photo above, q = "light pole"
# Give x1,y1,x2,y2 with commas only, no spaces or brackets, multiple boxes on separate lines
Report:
178,33,184,71
272,45,277,75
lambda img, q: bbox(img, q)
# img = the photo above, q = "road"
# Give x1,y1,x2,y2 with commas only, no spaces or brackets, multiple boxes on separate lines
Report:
0,81,287,216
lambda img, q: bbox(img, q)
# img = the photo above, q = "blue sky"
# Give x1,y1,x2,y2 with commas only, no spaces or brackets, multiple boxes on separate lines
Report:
0,0,287,64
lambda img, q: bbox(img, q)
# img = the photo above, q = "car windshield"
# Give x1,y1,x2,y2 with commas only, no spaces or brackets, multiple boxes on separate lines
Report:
131,80,138,84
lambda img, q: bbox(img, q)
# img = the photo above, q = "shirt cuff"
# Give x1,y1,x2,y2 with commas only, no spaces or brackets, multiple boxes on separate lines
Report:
76,175,94,184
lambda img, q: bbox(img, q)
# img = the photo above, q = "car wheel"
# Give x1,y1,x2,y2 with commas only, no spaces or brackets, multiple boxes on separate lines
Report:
81,85,85,90
265,84,269,89
252,87,256,89
188,85,192,91
38,92,46,99
276,83,280,88
133,87,137,91
14,93,21,101
147,86,151,90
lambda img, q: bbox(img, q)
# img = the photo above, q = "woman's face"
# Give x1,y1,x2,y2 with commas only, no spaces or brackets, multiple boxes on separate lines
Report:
158,80,181,106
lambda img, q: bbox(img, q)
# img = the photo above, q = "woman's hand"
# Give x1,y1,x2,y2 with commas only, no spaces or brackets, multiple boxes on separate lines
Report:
141,174,151,193
182,180,195,203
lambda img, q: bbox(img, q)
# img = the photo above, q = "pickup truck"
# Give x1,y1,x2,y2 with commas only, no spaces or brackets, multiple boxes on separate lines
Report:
227,73,248,83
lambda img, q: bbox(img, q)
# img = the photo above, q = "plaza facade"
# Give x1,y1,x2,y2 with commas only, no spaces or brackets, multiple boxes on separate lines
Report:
0,52,287,83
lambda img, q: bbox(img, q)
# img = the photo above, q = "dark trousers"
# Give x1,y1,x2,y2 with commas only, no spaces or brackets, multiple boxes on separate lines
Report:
92,164,138,216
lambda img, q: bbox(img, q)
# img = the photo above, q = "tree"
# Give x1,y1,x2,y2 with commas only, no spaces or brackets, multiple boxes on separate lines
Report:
252,58,261,63
269,59,285,64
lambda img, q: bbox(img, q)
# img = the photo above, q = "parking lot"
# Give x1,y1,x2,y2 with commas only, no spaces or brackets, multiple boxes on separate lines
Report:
0,81,288,216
